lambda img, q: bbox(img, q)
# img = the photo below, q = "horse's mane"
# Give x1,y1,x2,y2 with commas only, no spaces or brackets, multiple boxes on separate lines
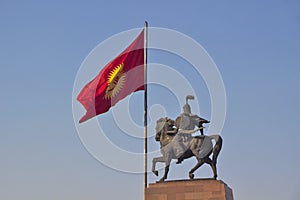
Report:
156,117,167,134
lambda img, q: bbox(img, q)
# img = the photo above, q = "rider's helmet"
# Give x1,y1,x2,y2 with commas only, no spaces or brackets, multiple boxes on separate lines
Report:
183,103,191,114
183,95,194,114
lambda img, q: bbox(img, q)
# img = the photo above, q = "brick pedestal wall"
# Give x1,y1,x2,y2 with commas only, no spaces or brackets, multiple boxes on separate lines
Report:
145,179,233,200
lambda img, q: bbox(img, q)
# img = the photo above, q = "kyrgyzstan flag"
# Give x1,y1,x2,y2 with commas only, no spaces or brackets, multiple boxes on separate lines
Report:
77,30,145,123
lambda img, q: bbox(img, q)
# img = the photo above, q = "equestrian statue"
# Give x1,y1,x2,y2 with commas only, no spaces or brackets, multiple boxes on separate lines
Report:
152,95,223,182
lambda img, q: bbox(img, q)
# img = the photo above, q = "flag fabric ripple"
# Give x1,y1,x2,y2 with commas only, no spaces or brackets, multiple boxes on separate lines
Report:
77,30,145,123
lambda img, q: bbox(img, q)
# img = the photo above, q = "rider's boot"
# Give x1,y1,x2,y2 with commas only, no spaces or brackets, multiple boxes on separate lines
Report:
176,155,184,164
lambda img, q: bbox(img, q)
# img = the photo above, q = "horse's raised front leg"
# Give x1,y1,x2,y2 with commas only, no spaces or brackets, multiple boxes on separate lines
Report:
189,158,204,179
152,156,165,176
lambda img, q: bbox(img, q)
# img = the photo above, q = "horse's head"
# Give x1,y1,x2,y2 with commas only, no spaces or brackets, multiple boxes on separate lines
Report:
165,118,175,130
155,118,165,141
155,117,175,142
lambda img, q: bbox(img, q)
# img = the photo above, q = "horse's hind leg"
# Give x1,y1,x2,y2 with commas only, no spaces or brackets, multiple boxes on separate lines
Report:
189,158,204,179
204,157,217,179
152,156,164,176
210,135,222,179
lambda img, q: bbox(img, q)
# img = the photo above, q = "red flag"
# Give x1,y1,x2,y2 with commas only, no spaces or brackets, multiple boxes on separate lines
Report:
77,30,145,123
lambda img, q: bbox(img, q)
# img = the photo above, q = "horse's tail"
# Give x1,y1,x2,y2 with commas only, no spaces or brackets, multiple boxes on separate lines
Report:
208,135,223,165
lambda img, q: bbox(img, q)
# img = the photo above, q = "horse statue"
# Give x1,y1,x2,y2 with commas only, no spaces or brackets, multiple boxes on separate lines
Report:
152,117,223,182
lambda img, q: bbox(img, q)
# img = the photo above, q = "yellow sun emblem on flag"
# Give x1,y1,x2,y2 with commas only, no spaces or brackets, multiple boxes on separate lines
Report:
105,63,126,99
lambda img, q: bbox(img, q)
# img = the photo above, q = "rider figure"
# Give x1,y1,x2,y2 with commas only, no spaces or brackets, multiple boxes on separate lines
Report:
174,95,210,164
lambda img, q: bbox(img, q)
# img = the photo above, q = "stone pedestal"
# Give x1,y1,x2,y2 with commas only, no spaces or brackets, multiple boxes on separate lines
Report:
145,179,233,200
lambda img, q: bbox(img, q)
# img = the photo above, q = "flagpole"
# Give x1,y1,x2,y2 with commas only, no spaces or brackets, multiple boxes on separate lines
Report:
144,21,148,193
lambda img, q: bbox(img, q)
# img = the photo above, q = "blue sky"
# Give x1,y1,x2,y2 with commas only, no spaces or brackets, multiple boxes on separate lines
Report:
1,0,300,199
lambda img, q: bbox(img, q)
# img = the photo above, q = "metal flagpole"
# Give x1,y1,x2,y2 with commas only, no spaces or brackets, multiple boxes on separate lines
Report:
143,21,148,193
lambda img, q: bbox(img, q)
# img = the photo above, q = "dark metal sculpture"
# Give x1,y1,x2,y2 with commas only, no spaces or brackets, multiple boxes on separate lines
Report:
151,96,223,182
